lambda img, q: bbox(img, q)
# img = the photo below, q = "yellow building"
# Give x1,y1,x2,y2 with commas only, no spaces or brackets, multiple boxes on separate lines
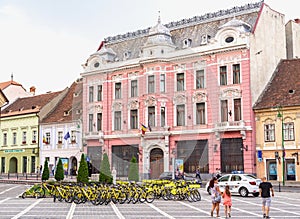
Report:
254,59,300,183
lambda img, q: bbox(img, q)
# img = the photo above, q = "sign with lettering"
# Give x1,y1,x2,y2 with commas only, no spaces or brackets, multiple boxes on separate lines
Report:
4,149,25,153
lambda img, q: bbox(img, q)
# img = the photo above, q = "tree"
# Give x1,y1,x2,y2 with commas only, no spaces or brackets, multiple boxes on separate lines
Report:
42,159,49,181
77,154,89,184
128,156,139,182
99,153,112,184
54,158,64,182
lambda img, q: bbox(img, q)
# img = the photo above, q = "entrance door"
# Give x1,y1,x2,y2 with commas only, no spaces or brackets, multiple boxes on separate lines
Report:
70,157,78,176
9,157,18,173
150,148,164,179
221,138,244,173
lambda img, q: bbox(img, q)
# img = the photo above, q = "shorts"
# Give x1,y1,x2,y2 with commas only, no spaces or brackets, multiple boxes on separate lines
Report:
262,197,271,207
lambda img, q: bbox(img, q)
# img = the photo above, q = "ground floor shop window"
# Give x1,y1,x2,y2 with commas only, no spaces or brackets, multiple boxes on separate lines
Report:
87,146,102,174
112,145,139,177
286,159,296,181
267,159,277,180
220,138,244,173
176,140,208,174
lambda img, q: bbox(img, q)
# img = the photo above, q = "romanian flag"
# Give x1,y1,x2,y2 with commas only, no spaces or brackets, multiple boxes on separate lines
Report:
140,123,147,135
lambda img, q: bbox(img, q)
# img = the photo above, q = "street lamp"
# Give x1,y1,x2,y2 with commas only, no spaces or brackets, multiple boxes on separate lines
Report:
277,106,285,186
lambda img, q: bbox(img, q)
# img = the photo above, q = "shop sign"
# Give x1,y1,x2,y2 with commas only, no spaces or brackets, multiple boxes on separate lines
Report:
4,149,25,153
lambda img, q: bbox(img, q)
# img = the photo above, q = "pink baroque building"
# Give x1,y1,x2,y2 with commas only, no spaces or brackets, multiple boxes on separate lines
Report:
80,1,287,180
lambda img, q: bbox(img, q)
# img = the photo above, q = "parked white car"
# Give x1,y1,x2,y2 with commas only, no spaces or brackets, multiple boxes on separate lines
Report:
205,174,261,197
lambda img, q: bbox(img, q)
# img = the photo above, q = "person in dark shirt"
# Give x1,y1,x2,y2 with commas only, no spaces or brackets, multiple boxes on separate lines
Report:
259,177,274,219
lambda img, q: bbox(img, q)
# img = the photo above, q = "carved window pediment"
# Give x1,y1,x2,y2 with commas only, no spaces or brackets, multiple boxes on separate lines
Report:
192,92,207,103
145,96,157,106
95,105,103,112
128,100,139,109
173,94,187,104
220,88,241,99
112,102,122,111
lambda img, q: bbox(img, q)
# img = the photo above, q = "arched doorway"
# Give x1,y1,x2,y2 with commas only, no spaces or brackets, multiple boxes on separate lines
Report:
9,157,18,173
70,157,78,176
150,148,164,179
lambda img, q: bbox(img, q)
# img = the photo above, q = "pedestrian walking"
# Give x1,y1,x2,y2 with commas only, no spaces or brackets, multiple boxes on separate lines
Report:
259,176,274,219
209,177,221,217
195,168,201,179
222,185,232,218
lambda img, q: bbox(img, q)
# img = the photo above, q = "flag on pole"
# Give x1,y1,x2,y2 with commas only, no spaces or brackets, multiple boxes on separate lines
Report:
140,123,147,135
64,132,70,140
42,135,46,143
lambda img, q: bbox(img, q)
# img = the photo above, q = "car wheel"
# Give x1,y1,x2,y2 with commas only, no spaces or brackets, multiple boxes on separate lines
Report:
239,187,249,197
253,192,259,197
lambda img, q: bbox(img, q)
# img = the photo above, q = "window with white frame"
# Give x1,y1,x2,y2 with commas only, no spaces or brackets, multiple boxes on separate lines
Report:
221,100,228,122
88,114,94,132
219,66,227,86
196,103,205,125
234,98,242,121
177,73,185,91
115,82,122,99
196,70,205,89
71,131,76,142
130,109,138,129
32,130,37,143
89,86,94,102
264,124,275,142
176,104,185,126
22,131,27,143
160,74,165,93
161,107,165,127
283,122,294,141
45,132,50,144
148,106,155,128
58,131,63,143
3,133,7,146
233,64,240,84
12,132,17,145
131,80,138,97
148,75,155,93
114,111,122,130
97,113,102,131
97,85,102,101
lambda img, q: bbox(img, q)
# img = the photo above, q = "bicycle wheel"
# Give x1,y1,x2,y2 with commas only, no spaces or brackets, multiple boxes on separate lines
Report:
34,187,45,198
145,191,155,203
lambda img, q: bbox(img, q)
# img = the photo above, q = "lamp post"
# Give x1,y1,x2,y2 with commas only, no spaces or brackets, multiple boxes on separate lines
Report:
277,106,285,186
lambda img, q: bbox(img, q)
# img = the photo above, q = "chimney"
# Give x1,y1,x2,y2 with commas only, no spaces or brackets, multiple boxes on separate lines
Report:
30,86,36,95
294,18,300,24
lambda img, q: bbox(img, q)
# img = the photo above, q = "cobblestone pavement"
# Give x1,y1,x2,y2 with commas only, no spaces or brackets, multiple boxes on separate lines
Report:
0,183,300,219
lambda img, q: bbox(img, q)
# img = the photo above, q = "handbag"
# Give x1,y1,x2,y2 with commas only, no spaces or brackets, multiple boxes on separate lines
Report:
214,194,221,203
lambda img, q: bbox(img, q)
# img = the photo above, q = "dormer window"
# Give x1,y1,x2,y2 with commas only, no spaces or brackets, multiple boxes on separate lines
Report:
64,111,70,116
200,34,211,45
94,62,100,68
183,38,192,48
124,51,131,60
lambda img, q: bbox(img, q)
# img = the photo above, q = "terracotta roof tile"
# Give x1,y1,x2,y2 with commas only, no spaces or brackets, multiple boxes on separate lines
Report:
0,80,23,90
41,79,83,123
1,91,63,116
253,59,300,110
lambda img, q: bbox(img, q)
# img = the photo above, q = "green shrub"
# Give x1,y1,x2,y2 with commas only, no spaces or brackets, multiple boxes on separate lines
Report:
54,158,64,182
99,153,112,184
42,160,49,181
77,154,89,184
128,156,139,182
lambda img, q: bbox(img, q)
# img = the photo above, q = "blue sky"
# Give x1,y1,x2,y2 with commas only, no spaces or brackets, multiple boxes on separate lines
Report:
0,0,298,94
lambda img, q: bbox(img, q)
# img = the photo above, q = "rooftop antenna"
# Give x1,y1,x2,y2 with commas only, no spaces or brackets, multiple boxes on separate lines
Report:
11,73,13,81
158,10,161,24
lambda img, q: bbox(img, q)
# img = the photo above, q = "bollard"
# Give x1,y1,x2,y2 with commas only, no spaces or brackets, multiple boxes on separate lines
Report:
278,182,281,192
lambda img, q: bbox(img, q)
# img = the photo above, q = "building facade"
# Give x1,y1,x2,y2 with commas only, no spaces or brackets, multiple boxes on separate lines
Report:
254,59,300,182
39,79,83,176
0,91,65,174
81,1,286,179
